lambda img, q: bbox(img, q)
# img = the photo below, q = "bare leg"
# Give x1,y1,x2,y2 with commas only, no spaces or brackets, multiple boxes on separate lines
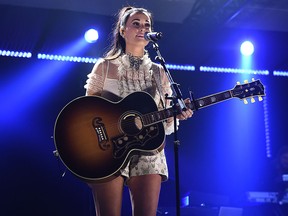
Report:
89,176,124,216
127,174,162,216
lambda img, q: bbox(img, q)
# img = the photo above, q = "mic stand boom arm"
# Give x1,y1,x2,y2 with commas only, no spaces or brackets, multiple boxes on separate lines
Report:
151,41,185,216
151,42,187,111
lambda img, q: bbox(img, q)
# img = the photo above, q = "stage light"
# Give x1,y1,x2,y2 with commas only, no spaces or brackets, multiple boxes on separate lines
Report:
199,66,269,75
181,195,189,207
273,70,288,77
240,41,254,56
0,49,32,58
37,53,97,63
261,93,271,158
166,64,195,71
84,29,99,43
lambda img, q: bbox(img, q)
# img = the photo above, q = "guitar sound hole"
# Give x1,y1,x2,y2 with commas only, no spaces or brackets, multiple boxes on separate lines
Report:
120,114,143,135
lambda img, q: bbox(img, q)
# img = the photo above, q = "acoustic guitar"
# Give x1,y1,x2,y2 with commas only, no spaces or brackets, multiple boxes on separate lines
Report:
53,79,265,183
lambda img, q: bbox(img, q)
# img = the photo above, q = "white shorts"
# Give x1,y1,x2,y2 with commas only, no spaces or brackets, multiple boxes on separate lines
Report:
120,149,168,184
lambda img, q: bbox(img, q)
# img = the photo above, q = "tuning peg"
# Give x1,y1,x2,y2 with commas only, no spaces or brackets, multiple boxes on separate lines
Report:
251,98,255,103
244,99,248,104
237,81,241,85
258,96,263,101
244,80,248,84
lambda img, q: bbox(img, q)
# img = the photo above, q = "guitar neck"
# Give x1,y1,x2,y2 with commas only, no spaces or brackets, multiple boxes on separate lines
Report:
142,90,233,126
189,90,233,111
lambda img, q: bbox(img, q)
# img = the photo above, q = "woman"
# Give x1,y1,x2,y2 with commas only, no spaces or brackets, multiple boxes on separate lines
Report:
84,6,193,216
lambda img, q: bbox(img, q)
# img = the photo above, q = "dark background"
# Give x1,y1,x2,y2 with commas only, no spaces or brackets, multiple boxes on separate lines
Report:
1,1,288,215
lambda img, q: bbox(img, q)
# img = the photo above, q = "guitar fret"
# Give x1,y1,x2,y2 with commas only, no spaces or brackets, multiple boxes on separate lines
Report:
152,111,161,122
160,110,167,120
143,109,170,126
157,112,161,120
147,114,152,125
142,114,150,125
195,91,232,109
166,109,172,117
151,113,155,122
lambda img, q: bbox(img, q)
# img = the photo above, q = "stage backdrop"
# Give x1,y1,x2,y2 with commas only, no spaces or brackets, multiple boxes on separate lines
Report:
1,4,288,216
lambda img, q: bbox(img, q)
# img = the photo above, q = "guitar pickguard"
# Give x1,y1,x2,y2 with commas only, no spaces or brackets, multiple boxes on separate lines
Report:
112,125,159,159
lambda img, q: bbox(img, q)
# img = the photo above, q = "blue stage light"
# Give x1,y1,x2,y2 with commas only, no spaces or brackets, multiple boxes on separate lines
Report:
84,29,99,43
263,98,271,158
240,41,254,56
166,64,195,71
0,49,32,58
181,195,189,207
199,66,269,75
37,53,97,63
273,70,288,77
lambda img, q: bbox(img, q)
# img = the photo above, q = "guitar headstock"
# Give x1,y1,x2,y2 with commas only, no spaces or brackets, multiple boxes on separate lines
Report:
232,79,265,104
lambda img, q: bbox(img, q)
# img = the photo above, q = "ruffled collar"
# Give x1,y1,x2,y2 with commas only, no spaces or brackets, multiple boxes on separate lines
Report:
110,53,155,98
118,53,152,72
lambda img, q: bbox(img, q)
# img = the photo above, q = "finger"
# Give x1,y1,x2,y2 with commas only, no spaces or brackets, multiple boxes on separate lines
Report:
184,110,193,119
182,113,188,120
188,110,193,117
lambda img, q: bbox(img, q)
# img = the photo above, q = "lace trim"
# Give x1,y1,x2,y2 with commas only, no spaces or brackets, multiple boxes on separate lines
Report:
114,53,154,98
84,72,105,95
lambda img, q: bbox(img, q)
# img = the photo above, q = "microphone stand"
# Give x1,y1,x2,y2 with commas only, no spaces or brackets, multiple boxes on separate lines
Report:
150,40,187,216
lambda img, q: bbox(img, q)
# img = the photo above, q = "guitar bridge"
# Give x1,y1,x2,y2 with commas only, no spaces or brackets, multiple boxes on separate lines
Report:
112,125,159,159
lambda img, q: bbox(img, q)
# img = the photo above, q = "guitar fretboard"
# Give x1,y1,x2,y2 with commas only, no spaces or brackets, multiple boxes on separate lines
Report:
192,90,232,110
142,90,232,126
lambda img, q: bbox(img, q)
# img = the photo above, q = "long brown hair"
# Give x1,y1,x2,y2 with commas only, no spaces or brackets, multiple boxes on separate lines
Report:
104,6,153,60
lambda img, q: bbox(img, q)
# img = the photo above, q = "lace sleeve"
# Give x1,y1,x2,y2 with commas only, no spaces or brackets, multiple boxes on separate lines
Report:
84,58,107,96
158,66,180,135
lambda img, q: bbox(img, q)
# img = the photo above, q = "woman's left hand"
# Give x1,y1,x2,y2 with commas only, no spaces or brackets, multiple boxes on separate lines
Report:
177,98,193,120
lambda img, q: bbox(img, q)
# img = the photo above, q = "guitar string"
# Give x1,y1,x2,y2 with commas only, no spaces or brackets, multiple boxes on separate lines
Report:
99,117,144,130
96,115,164,131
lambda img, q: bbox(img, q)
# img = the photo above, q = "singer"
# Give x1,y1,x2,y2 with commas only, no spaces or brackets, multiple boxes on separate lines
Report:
83,6,193,216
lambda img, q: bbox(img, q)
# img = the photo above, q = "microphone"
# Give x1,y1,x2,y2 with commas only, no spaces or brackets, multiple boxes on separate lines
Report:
144,32,162,42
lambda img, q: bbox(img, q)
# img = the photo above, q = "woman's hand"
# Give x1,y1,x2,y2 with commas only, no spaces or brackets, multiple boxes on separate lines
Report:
176,98,193,120
166,98,193,124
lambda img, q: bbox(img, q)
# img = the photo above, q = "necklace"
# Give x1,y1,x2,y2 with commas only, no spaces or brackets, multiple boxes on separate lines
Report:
127,53,143,71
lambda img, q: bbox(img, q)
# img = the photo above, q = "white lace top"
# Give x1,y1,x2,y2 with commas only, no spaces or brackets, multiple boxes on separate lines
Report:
84,53,181,182
84,54,178,135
